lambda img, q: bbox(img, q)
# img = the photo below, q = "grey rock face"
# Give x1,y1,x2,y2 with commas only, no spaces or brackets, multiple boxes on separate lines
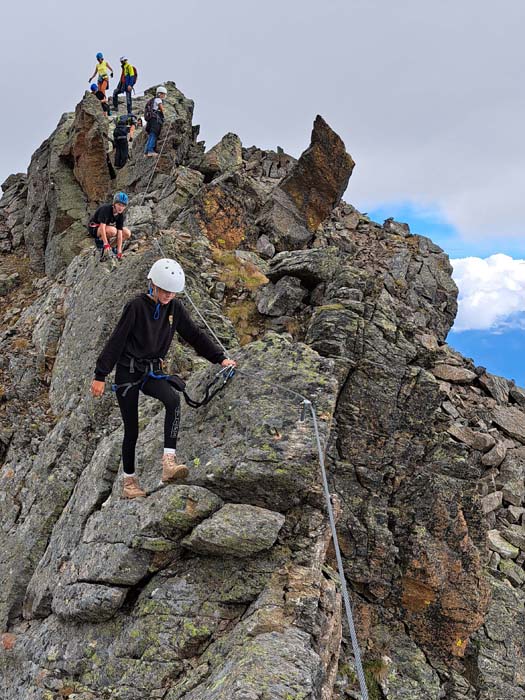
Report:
197,132,243,177
432,364,477,383
256,233,275,259
23,111,89,275
0,173,27,252
447,423,496,452
492,406,525,443
479,372,510,404
182,503,285,556
267,246,341,286
257,186,314,251
497,447,525,506
487,529,519,559
2,80,525,700
481,491,502,514
510,384,525,407
482,441,508,467
256,275,307,316
52,583,127,622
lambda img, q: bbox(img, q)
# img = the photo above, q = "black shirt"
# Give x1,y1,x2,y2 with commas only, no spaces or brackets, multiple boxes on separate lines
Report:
94,294,226,380
89,204,125,231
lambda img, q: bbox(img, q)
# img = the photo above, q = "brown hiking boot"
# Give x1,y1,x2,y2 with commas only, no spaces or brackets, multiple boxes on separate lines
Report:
161,453,189,483
122,476,146,499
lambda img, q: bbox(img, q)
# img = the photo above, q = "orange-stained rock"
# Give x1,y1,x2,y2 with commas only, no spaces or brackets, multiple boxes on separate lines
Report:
1,633,15,650
401,502,490,659
62,94,112,205
280,115,355,231
194,184,248,249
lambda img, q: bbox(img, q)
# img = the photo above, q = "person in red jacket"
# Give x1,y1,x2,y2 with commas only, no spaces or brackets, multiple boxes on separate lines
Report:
91,258,236,499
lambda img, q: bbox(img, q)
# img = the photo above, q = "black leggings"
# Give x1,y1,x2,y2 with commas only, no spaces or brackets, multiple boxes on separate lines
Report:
115,365,181,475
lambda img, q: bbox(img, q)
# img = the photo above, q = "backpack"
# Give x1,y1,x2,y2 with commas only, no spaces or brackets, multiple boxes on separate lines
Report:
113,123,128,141
131,65,138,86
144,98,154,122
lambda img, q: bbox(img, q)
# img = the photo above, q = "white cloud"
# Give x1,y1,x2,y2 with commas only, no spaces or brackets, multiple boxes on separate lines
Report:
452,254,525,331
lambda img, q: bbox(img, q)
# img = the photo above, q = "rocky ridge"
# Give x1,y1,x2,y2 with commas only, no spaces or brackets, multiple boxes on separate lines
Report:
0,83,524,699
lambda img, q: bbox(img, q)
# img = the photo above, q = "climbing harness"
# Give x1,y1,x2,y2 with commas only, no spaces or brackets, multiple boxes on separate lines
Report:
111,359,235,409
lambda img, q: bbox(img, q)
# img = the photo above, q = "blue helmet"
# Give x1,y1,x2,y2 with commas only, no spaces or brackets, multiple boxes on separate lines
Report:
90,83,98,92
96,52,104,60
113,192,129,205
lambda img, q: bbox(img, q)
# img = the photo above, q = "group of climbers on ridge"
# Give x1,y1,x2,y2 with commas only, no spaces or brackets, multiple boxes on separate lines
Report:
87,52,169,163
88,53,137,116
85,56,237,499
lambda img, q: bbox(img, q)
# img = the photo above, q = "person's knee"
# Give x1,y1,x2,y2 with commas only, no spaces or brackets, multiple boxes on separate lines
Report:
122,228,131,240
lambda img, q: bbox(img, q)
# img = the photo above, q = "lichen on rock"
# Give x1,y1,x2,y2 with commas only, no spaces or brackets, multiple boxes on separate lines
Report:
1,80,524,700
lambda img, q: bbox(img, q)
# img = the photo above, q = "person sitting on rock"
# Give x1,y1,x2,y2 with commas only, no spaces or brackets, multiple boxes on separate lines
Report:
88,52,114,97
144,86,167,157
87,192,131,259
90,258,237,499
89,83,110,116
112,56,136,114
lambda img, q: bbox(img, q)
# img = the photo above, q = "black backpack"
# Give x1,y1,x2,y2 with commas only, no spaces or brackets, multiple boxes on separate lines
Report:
144,98,154,122
113,123,128,141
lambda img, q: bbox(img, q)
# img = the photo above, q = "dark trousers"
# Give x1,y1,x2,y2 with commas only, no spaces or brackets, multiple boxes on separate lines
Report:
114,139,129,168
115,365,181,475
112,82,132,113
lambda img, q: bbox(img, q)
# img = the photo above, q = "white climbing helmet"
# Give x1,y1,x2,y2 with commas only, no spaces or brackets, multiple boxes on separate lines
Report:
156,85,167,95
148,258,185,293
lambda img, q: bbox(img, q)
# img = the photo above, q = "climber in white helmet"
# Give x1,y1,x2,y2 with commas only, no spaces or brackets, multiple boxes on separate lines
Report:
91,258,236,499
144,86,167,157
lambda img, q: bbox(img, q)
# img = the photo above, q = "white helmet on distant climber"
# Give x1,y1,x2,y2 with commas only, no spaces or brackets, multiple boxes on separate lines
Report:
156,86,167,95
148,258,185,293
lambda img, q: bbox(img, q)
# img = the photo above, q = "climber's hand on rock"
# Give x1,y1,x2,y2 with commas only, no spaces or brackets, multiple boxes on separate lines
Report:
221,358,237,368
91,380,105,397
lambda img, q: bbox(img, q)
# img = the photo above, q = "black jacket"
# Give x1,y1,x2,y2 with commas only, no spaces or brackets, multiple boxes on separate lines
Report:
94,294,226,381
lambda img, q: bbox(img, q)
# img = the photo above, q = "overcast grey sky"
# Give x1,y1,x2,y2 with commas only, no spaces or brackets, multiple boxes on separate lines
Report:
2,0,524,247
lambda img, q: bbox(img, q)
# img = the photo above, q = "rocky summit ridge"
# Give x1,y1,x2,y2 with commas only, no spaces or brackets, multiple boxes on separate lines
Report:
0,83,524,700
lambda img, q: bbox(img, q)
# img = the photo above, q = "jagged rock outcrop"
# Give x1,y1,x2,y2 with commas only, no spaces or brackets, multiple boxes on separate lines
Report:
62,92,113,204
257,116,354,252
1,81,525,700
197,132,242,178
280,114,355,230
0,173,27,253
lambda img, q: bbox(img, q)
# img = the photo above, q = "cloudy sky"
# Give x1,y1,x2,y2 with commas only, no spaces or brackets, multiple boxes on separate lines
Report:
2,0,525,380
